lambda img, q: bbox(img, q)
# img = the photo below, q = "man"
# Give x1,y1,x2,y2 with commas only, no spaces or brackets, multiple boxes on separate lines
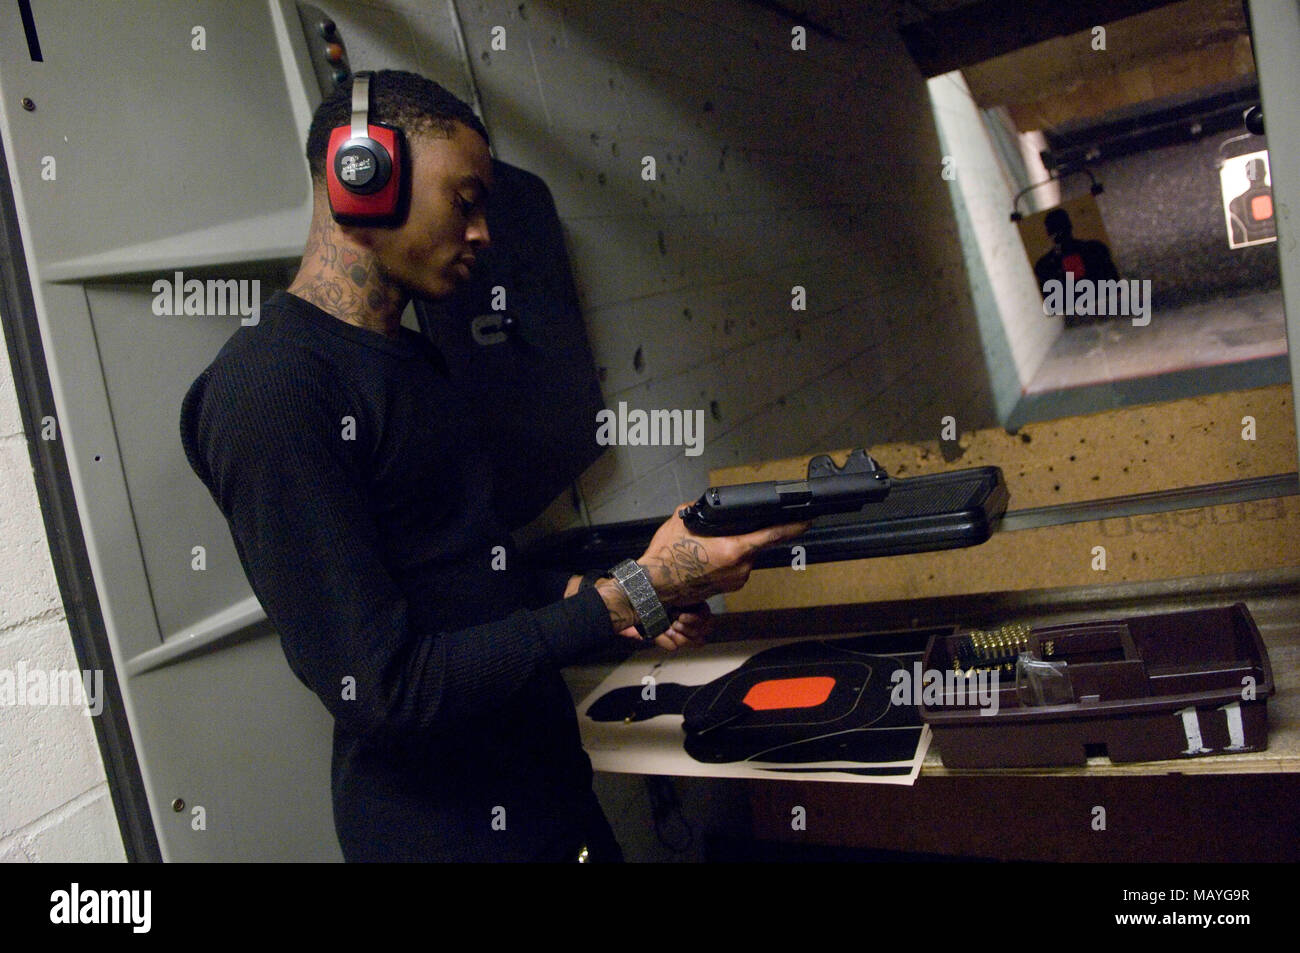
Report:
179,70,805,861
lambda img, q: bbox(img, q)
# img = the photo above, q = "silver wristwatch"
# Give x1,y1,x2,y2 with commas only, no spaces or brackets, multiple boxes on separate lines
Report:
609,559,670,642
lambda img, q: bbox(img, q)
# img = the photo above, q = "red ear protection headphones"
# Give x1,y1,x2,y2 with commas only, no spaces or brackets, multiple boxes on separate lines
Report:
325,71,406,225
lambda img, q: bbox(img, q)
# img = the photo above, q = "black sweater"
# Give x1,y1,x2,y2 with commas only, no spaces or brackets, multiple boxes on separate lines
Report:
180,291,621,861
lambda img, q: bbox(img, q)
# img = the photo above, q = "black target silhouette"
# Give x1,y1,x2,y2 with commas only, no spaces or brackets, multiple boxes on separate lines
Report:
586,634,929,775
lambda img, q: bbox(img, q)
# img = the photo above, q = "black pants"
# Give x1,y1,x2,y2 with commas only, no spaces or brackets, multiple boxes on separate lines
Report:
561,796,624,863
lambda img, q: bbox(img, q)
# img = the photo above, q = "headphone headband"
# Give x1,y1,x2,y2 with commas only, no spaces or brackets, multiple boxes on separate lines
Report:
350,71,371,138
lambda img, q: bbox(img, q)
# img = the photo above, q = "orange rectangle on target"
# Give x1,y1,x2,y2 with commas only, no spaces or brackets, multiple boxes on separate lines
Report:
743,676,836,711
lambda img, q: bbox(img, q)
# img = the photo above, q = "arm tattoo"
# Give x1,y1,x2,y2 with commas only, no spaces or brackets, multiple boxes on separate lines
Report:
642,539,712,603
595,578,638,633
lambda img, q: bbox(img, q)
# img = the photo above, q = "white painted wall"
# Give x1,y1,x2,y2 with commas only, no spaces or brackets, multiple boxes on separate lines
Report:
0,313,124,862
929,70,1058,422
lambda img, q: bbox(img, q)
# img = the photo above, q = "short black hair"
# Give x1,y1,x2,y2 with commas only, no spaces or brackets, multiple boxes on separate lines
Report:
305,69,490,182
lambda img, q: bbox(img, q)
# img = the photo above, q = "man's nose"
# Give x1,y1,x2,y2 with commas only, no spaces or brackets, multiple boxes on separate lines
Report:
467,211,490,249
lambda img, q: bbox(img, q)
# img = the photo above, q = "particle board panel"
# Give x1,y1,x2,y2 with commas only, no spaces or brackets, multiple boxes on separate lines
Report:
731,494,1299,610
713,384,1294,499
1003,36,1255,133
963,0,1249,114
717,385,1298,612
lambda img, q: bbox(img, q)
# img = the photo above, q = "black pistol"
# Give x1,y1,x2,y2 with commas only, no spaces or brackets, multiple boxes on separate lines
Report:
679,449,890,535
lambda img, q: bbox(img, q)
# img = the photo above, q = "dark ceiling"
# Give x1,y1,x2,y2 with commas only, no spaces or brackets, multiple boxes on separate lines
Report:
741,0,1187,71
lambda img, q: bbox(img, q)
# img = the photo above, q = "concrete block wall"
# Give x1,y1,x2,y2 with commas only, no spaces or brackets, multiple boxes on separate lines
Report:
0,314,124,862
452,0,995,524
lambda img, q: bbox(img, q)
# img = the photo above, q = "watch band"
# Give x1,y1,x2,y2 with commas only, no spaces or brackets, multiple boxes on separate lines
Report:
609,559,670,642
577,570,605,592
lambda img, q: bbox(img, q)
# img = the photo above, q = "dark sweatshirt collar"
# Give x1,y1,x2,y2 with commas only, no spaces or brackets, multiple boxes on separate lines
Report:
275,290,436,362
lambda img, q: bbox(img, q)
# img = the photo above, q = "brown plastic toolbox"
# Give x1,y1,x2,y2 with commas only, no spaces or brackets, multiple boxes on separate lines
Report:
920,603,1274,767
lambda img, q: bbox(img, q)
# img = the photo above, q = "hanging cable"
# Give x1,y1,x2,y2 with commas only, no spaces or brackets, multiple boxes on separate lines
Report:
1010,168,1104,221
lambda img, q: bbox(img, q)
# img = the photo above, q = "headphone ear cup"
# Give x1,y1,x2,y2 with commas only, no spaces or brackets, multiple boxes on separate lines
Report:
326,123,405,224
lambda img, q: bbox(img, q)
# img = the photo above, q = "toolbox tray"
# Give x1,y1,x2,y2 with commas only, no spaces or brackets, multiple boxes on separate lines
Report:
920,603,1274,767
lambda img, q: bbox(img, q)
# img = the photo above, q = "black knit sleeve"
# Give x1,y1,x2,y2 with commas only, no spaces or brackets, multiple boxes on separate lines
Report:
180,352,616,750
528,567,581,607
